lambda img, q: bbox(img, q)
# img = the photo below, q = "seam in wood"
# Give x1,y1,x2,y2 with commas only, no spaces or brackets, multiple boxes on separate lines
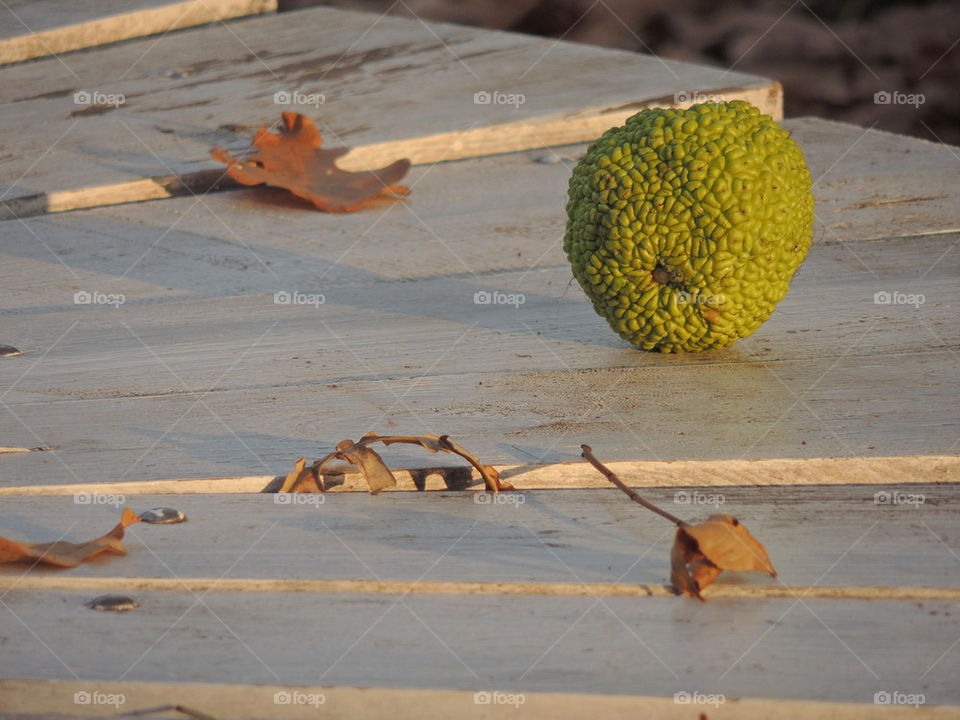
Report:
1,576,957,600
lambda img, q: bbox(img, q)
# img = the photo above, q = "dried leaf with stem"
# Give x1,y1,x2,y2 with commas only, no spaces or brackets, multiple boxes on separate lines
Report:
581,444,776,601
280,432,513,495
211,112,409,212
0,508,140,568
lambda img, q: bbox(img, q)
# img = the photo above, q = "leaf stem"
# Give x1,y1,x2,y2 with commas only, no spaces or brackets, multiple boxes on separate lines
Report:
580,445,685,526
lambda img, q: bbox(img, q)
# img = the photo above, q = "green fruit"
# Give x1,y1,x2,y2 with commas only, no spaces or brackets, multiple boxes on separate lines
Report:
564,101,814,352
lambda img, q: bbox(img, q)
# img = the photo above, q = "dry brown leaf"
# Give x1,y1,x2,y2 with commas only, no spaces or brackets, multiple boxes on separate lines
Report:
210,112,410,212
581,445,776,601
0,508,140,568
684,514,777,575
278,457,307,493
671,514,777,601
334,439,397,495
283,432,511,494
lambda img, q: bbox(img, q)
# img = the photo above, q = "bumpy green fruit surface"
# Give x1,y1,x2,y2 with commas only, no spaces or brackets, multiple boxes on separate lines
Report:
564,101,814,352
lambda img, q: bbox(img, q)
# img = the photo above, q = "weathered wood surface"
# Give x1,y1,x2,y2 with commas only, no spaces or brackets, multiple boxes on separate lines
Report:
1,681,957,720
2,491,958,712
0,0,276,65
0,5,778,205
0,119,957,487
0,589,956,704
1,5,958,716
0,455,956,498
0,486,957,590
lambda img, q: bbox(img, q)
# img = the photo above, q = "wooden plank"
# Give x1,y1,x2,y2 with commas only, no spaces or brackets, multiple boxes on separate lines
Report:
2,680,957,720
790,118,960,241
0,455,957,497
0,5,778,205
0,587,956,705
0,486,956,588
0,0,276,65
0,234,955,483
0,346,956,485
0,120,957,485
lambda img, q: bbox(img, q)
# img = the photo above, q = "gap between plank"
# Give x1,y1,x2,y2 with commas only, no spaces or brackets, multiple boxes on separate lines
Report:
0,84,778,221
1,576,957,601
0,455,956,495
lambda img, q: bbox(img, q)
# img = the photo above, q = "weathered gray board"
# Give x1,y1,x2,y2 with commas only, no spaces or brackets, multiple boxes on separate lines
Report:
0,5,779,204
0,486,957,588
0,119,957,487
1,590,956,705
0,488,958,708
0,0,276,65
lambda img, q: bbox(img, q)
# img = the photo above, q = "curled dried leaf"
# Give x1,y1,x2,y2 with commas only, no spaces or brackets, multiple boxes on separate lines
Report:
671,515,776,600
684,514,777,576
580,445,776,601
0,508,140,568
210,112,410,212
334,440,397,495
278,457,307,493
282,432,509,494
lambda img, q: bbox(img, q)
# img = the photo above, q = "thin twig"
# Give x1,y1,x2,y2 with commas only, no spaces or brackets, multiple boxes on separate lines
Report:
580,445,685,526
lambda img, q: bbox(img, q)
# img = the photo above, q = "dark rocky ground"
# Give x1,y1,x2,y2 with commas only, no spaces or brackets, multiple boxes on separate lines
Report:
280,0,960,145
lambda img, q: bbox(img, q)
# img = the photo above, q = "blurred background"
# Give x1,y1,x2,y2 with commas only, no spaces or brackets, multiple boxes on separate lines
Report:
279,0,959,145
